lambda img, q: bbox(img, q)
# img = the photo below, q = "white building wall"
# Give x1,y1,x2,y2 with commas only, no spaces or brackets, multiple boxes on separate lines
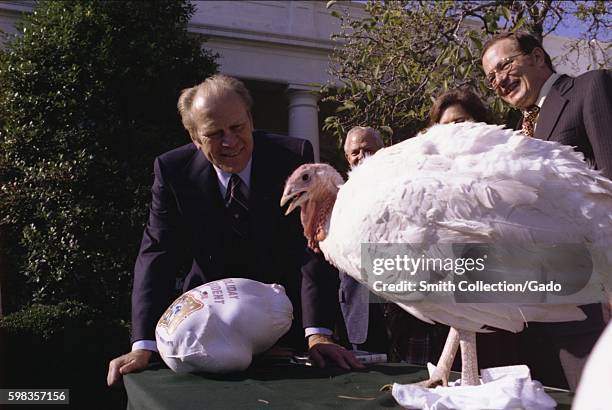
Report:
544,34,610,76
188,1,354,85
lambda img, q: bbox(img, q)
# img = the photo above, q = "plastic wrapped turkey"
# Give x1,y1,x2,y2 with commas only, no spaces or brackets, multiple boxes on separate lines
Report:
156,278,293,373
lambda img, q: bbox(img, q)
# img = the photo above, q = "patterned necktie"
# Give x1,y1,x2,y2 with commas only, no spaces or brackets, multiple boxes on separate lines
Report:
521,105,540,138
226,174,249,239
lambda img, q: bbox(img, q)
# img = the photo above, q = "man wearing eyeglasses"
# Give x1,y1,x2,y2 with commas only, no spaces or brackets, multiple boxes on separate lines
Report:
107,74,363,386
481,31,612,179
480,32,610,390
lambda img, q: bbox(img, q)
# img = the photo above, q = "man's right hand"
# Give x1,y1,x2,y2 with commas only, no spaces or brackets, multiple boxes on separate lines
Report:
107,349,152,386
307,334,364,370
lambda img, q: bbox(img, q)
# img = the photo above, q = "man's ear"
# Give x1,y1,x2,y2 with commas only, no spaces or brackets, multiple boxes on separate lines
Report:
531,47,547,68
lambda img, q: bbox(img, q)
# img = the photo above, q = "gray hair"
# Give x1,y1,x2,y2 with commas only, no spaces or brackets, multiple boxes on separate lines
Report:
344,126,383,152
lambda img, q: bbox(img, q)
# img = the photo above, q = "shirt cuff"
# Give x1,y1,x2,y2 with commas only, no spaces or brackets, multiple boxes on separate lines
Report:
304,327,333,338
132,340,158,353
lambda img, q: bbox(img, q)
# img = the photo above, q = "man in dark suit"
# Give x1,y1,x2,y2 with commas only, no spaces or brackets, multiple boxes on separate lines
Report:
481,31,610,389
107,75,361,386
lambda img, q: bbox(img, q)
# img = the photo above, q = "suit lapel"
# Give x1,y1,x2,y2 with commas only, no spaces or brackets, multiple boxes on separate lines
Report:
535,75,572,141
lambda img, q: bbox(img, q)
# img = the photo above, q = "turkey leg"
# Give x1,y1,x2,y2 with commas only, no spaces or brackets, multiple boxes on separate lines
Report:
412,327,480,387
458,328,479,386
416,326,460,388
381,326,461,391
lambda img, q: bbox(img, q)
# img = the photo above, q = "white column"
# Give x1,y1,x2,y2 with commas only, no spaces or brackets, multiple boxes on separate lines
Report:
286,84,320,162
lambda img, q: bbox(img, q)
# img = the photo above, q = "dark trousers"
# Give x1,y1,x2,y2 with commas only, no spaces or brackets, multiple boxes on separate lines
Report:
477,303,606,390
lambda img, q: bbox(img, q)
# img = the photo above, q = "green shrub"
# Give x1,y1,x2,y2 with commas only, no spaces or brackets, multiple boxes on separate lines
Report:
0,300,102,339
0,301,130,407
0,0,218,316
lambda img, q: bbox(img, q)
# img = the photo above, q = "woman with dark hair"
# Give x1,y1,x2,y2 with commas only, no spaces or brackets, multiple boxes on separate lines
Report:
428,89,492,125
385,89,495,368
390,91,522,373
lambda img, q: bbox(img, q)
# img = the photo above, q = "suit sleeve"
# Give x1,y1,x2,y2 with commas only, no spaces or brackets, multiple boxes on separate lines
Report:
297,139,340,330
301,249,340,329
584,70,612,179
131,157,183,342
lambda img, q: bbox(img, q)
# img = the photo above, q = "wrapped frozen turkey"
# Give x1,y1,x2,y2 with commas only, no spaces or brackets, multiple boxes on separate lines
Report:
155,278,293,373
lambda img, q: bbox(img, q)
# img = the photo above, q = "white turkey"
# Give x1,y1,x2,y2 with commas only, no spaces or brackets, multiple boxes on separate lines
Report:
280,122,612,387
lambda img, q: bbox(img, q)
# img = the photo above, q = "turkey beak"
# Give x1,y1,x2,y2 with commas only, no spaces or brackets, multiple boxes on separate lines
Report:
280,188,306,215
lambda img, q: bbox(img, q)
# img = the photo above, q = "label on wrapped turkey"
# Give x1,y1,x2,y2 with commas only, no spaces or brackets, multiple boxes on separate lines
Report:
155,278,293,374
158,294,204,335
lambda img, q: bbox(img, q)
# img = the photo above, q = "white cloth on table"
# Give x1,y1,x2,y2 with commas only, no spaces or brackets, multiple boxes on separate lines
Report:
392,365,556,410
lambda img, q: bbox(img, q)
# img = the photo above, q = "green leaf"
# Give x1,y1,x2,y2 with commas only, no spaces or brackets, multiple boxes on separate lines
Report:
464,64,473,78
490,19,498,31
469,33,482,50
336,101,356,113
511,16,527,32
383,11,390,24
502,6,511,22
463,45,472,60
324,116,337,124
436,47,451,65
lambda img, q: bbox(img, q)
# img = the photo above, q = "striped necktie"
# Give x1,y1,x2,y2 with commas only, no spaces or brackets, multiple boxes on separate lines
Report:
521,105,540,138
226,174,249,239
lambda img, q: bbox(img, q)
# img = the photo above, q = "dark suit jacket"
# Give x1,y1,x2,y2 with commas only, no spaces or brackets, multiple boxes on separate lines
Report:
513,72,611,387
533,70,612,179
131,131,339,348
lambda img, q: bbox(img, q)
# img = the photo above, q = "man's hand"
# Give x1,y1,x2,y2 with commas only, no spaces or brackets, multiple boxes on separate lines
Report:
307,334,365,370
107,349,153,386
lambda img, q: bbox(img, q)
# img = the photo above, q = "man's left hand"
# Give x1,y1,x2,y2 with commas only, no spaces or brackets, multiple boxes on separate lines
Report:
307,334,365,370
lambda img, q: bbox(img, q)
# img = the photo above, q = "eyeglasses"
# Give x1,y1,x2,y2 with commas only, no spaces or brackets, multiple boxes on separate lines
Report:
485,53,525,89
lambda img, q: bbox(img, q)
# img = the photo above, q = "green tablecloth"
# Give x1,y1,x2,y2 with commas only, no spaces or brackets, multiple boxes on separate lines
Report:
124,362,573,409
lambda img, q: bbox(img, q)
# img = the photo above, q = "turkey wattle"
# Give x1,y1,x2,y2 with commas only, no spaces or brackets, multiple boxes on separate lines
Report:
280,122,612,386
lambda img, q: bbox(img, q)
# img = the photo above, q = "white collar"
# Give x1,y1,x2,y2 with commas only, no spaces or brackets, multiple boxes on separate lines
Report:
536,73,561,108
213,157,252,199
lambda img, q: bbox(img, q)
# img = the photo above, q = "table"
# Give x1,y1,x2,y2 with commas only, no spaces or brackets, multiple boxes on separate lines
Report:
124,361,573,409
